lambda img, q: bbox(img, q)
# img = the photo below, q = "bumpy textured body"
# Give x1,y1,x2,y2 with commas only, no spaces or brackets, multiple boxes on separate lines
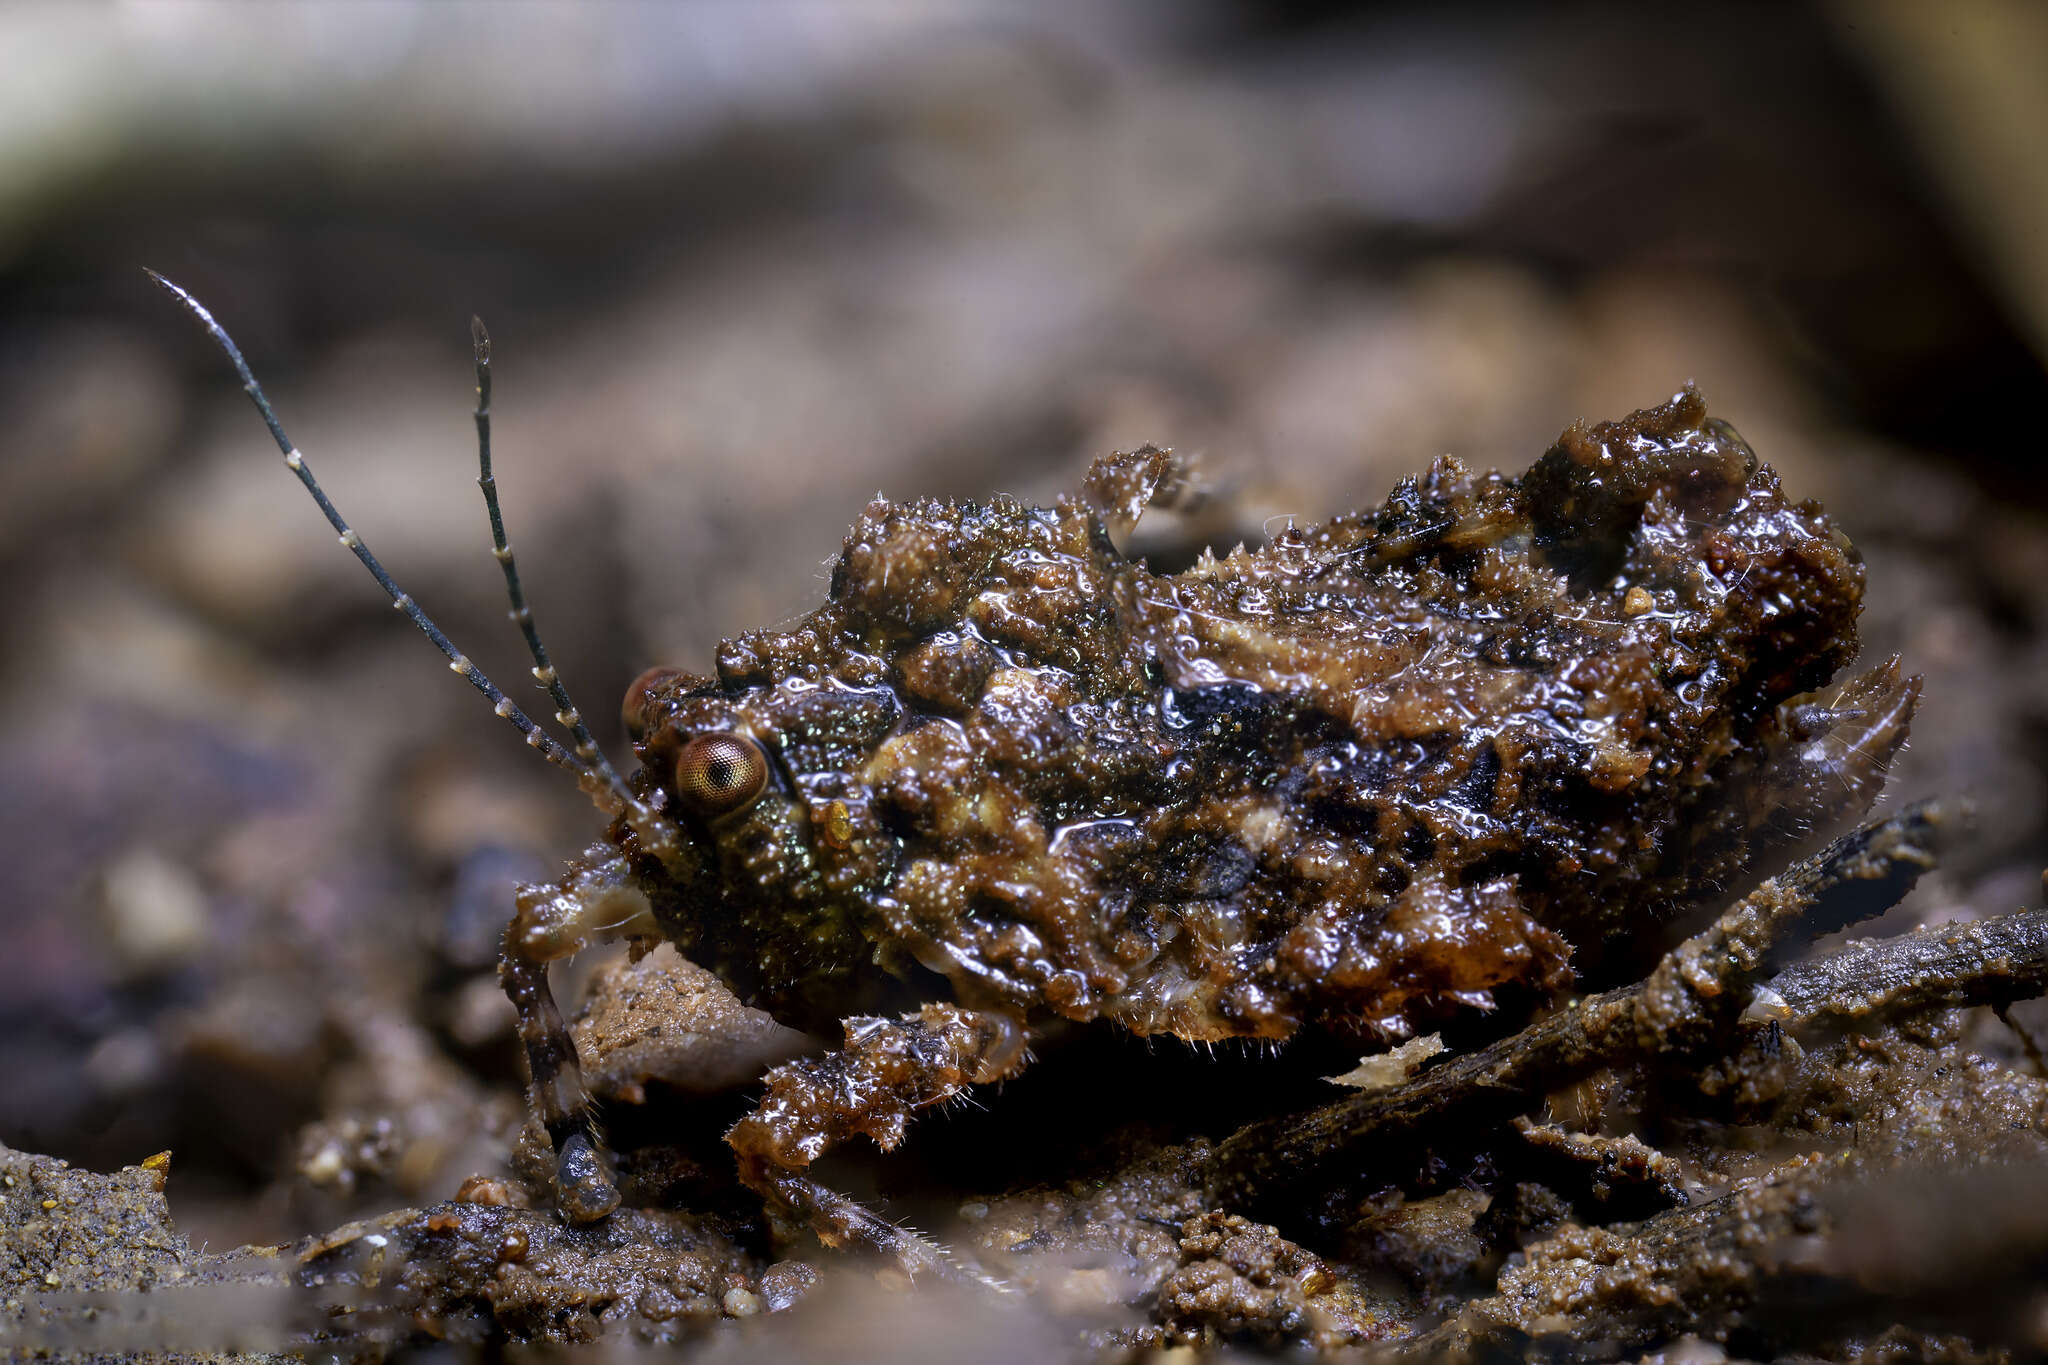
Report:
615,388,1898,1066
159,274,1911,1268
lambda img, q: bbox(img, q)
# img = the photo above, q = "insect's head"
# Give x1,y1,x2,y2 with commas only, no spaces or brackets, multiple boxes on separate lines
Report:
618,665,903,907
611,661,924,1024
156,273,912,1010
621,669,776,833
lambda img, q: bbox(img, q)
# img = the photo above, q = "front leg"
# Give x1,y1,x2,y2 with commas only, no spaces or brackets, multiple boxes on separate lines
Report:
728,1004,1028,1276
499,844,658,1222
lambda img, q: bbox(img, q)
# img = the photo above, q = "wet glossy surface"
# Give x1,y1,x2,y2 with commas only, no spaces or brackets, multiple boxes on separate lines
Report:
613,388,1909,1048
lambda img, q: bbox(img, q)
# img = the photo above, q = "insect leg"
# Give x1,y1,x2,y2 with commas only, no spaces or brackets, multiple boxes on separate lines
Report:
726,1005,1027,1280
500,945,617,1221
499,845,659,1223
747,1166,974,1285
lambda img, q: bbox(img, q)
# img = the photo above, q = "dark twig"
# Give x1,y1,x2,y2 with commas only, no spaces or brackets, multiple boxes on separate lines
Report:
1209,802,1953,1215
1404,1157,2048,1362
1770,905,2048,1023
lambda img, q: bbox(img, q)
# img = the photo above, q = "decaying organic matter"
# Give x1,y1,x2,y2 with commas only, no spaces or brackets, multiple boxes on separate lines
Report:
46,278,2034,1360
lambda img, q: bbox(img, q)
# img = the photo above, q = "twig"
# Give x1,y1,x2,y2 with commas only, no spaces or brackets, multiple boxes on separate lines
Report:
1770,905,2048,1022
1208,802,1953,1214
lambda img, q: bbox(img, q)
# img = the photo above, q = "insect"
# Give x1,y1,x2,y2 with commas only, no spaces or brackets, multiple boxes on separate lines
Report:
153,273,1917,1275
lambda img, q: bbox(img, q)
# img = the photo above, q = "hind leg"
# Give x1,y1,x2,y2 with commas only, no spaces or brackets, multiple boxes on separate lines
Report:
498,845,658,1222
727,1005,1027,1277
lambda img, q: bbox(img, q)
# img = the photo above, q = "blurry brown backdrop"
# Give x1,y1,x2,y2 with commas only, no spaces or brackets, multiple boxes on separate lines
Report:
1,1,2043,1254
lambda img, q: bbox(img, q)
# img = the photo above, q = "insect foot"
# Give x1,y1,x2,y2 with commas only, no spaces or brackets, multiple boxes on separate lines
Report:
726,1006,1025,1277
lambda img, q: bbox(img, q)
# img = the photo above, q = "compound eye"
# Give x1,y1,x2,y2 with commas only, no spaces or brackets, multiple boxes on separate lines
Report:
672,733,769,818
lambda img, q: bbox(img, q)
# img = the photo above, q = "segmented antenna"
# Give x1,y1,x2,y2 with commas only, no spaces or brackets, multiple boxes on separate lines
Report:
470,316,635,809
146,270,621,812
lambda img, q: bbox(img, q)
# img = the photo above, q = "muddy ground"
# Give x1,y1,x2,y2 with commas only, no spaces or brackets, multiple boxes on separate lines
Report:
2,6,2046,1361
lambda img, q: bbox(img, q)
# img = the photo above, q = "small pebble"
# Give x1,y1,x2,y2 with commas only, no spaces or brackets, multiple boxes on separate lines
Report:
456,1175,516,1206
302,1144,346,1185
759,1260,818,1312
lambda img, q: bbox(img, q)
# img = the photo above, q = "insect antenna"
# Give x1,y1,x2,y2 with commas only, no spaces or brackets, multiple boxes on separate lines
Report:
469,316,636,811
146,270,615,807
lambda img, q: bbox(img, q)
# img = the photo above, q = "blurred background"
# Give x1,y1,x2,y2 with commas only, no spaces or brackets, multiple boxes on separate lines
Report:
1,0,2043,1254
